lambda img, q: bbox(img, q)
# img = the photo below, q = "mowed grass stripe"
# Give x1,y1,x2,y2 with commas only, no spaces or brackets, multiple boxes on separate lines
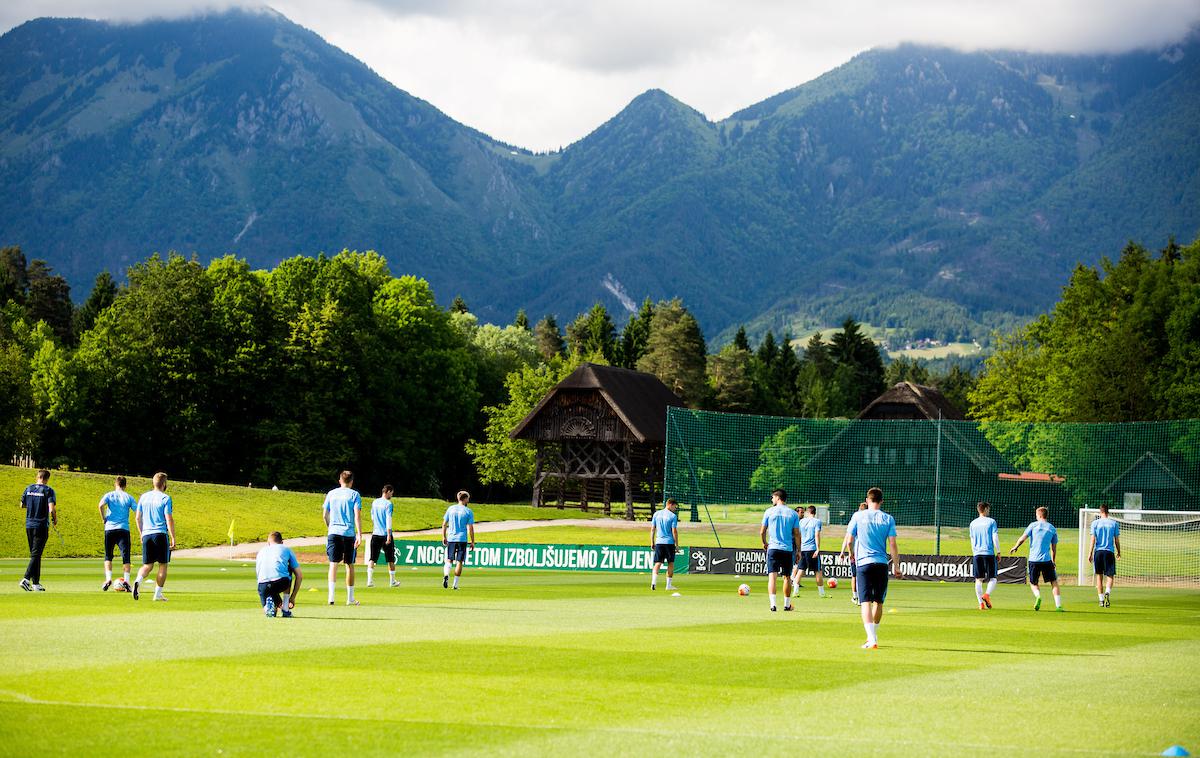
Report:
0,560,1196,757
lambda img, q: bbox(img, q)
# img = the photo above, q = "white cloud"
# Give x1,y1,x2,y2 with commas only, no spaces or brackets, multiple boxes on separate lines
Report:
3,0,1197,150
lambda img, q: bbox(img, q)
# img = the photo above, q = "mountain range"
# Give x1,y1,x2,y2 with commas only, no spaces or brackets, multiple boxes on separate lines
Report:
1,9,1197,341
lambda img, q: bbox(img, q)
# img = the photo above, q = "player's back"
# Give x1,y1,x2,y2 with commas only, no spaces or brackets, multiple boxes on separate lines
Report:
762,504,798,550
371,497,392,535
1025,521,1058,562
256,543,297,582
324,487,361,535
652,509,677,544
850,509,895,564
103,490,136,530
21,483,54,526
137,490,172,534
969,516,997,555
444,503,474,541
1091,517,1119,551
799,516,821,549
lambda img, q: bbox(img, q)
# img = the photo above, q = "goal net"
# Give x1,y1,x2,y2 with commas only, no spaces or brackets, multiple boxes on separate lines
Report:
1077,508,1200,587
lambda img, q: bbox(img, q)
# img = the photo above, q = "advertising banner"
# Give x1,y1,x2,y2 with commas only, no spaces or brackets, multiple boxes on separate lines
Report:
390,540,689,573
687,547,1026,583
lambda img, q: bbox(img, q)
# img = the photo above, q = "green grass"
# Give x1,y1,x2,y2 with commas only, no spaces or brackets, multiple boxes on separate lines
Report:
0,558,1197,756
0,466,597,558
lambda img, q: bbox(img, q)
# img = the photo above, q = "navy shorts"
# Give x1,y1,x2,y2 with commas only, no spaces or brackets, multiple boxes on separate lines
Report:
973,554,997,580
766,549,794,576
369,535,396,565
856,562,890,604
446,541,468,563
257,577,291,607
1028,561,1057,585
1093,549,1116,577
653,544,676,564
105,529,131,564
141,533,171,565
326,534,357,564
798,550,821,573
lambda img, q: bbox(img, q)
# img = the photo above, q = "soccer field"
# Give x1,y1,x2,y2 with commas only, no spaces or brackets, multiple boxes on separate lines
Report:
1,559,1198,757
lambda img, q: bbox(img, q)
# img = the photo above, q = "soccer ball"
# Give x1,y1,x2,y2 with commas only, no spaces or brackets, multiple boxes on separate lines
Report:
827,579,838,589
113,580,129,592
737,584,751,596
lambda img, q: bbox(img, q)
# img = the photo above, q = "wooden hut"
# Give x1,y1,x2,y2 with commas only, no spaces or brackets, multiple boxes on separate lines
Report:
509,363,684,519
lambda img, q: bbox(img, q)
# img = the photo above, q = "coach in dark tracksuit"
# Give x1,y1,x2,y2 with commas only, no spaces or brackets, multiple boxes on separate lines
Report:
19,469,57,591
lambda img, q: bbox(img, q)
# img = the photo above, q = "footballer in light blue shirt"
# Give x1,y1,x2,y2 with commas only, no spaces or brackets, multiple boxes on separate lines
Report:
840,488,901,649
323,471,363,606
793,506,831,598
650,500,680,591
367,485,399,588
133,473,175,601
1088,504,1122,606
98,475,136,590
255,531,303,618
759,489,801,611
1010,507,1063,611
969,502,1000,609
442,491,475,589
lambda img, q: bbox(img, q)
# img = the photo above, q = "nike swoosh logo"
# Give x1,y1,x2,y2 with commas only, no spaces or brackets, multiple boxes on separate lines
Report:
998,564,1020,574
713,558,729,565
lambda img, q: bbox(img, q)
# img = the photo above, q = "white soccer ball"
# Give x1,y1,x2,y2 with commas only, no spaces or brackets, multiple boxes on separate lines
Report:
737,583,751,596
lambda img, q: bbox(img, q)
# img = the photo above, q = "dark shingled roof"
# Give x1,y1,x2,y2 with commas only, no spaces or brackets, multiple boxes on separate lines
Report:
856,381,966,421
509,363,685,443
1103,451,1197,496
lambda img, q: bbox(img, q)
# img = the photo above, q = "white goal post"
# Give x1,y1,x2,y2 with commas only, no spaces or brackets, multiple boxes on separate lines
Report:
1077,507,1200,587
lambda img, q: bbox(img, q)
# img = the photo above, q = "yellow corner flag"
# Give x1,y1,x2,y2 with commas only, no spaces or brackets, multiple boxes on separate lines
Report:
227,519,235,542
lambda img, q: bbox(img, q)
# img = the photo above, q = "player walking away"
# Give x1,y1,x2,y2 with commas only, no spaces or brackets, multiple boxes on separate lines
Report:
1009,507,1063,612
442,491,475,589
840,488,901,649
849,502,867,605
793,505,830,598
133,472,175,601
323,470,363,606
970,502,1000,610
256,532,303,618
99,476,136,591
650,499,679,591
760,488,800,612
1088,503,1121,607
19,469,57,591
367,485,399,588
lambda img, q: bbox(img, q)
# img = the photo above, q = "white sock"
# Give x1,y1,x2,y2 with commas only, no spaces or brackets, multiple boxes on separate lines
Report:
105,568,113,581
870,622,879,643
784,595,792,609
818,585,826,597
367,566,374,583
123,571,130,582
975,580,984,602
652,566,659,586
452,575,459,589
1098,593,1104,601
1031,585,1041,598
864,621,876,643
154,584,163,598
328,581,336,603
281,593,290,609
986,578,997,595
443,561,451,578
389,570,395,581
769,592,777,608
1054,594,1062,608
347,586,355,603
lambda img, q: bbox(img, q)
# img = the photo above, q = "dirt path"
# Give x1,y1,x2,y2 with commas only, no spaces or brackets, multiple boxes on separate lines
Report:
172,518,642,560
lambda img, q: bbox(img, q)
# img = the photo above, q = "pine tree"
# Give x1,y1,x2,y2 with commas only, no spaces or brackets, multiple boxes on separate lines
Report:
618,298,654,368
637,299,708,406
450,295,469,314
513,308,530,331
534,315,566,360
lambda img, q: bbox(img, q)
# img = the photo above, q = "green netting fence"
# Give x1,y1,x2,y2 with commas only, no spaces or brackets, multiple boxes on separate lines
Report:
664,408,1200,570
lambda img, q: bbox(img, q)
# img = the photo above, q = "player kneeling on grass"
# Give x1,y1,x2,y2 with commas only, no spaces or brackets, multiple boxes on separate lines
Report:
442,491,475,589
970,501,1000,610
760,488,800,612
367,485,399,588
256,531,302,618
793,505,830,598
133,472,175,602
323,470,364,606
1088,503,1121,607
650,499,679,591
1009,507,1063,612
841,487,901,649
99,476,135,591
19,468,57,592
